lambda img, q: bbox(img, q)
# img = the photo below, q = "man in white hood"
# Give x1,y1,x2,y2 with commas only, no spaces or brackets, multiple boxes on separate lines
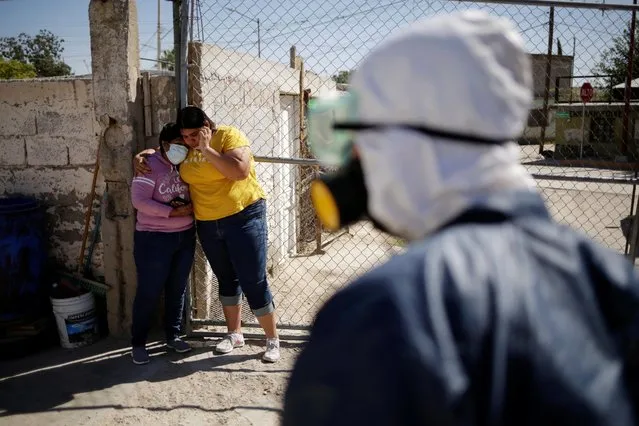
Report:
282,10,639,426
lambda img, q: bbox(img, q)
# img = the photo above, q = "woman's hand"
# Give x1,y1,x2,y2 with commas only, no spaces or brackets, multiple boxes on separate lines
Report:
169,204,193,217
133,149,156,176
197,127,213,152
194,127,251,181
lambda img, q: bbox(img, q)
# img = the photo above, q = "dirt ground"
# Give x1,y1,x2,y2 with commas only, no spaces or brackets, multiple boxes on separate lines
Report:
0,335,301,426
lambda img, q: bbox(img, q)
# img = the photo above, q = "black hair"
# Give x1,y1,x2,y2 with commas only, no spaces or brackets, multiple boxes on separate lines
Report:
177,106,215,129
159,122,182,144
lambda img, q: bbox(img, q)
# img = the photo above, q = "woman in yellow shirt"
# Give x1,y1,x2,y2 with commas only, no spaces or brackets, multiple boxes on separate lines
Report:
135,106,280,362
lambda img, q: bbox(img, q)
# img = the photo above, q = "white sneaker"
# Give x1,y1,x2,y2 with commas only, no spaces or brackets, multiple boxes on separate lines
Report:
215,333,245,354
262,338,280,363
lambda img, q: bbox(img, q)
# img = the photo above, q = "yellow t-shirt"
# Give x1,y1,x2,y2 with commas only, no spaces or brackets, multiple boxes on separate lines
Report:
179,125,266,221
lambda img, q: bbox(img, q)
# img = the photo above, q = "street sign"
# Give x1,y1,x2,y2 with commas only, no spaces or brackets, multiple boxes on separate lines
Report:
580,82,594,103
578,82,594,159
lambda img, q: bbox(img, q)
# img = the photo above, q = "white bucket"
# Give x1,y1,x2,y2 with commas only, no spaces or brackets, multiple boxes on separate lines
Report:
51,292,99,349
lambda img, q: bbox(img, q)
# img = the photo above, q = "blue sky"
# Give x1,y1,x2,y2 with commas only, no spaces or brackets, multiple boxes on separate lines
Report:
0,0,176,74
0,0,635,86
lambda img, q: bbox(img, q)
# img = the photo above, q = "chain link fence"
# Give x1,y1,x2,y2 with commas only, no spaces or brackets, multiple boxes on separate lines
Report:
180,0,639,336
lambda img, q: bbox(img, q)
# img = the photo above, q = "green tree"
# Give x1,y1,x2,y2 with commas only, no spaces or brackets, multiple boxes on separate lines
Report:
0,30,71,77
0,58,36,79
160,49,175,71
332,70,353,84
593,20,639,86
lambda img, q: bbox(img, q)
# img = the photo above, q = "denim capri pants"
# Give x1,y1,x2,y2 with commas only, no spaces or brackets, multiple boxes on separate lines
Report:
196,198,275,317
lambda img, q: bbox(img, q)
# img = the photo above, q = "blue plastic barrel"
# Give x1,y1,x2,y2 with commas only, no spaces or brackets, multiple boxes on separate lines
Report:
0,196,47,322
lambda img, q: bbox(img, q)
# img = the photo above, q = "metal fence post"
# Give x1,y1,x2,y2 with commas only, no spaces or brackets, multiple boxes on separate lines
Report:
173,0,189,114
622,0,637,159
539,6,554,155
628,195,639,262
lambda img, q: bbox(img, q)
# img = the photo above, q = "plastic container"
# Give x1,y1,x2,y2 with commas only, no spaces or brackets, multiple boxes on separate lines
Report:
0,196,47,322
50,291,99,349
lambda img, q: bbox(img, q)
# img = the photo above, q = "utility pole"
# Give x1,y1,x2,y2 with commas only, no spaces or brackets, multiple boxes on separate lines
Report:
156,0,161,70
539,6,554,154
189,0,195,42
225,7,261,58
622,0,637,157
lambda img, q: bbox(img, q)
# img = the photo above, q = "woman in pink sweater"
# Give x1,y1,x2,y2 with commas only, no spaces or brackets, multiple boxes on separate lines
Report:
129,123,195,365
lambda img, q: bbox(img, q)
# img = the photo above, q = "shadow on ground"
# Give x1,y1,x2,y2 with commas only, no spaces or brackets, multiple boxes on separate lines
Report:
0,335,302,418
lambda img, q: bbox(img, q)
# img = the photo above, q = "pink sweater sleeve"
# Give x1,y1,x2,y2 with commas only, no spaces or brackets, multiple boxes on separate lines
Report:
131,176,173,218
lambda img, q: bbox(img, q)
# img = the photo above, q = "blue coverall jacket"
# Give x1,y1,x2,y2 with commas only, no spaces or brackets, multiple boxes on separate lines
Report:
283,191,639,426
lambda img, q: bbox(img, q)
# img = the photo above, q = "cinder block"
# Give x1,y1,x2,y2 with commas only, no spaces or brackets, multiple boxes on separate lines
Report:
0,80,77,107
201,78,226,105
35,110,96,138
0,104,37,136
73,79,94,109
0,137,26,166
5,166,97,202
150,76,176,132
25,135,69,166
68,136,100,165
243,82,261,106
244,81,278,108
224,81,244,106
212,105,236,125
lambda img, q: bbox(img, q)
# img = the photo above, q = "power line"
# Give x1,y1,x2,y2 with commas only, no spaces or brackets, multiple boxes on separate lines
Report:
262,0,408,41
208,1,407,48
141,27,173,51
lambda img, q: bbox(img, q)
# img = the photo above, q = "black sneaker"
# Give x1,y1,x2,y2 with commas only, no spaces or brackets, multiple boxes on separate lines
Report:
131,346,150,365
166,338,192,353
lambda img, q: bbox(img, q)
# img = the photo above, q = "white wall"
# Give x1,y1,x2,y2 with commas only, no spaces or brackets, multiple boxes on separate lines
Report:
195,43,336,97
271,95,299,263
199,75,285,266
195,44,324,270
201,78,281,155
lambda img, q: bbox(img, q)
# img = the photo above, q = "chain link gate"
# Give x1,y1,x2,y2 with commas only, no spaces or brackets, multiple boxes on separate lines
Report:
177,0,639,338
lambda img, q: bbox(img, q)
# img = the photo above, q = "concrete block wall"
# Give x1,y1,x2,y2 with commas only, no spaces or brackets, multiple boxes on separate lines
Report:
0,75,178,282
194,43,337,97
522,98,557,142
531,54,574,98
190,41,336,268
0,78,105,278
518,55,574,143
145,74,177,148
199,73,294,269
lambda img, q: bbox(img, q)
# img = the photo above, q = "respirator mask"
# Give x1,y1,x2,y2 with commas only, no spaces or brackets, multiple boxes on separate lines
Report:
307,92,370,232
307,91,509,234
164,143,189,165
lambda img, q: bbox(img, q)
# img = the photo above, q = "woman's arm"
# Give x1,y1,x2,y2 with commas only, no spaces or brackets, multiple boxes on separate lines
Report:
199,145,251,181
131,177,192,217
197,127,251,181
133,147,160,176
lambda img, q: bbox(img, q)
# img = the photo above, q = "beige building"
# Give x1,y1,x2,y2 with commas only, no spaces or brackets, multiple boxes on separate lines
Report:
522,53,575,143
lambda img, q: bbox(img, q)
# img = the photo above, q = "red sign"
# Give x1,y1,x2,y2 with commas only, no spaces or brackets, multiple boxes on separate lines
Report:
580,82,594,103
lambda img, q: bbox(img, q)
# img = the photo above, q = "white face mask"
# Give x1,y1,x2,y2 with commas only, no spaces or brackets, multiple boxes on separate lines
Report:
165,144,189,165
